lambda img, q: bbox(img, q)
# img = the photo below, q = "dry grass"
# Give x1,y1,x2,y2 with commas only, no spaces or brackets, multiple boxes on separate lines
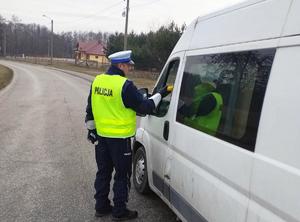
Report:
52,62,158,89
0,64,13,90
6,57,158,90
51,62,158,89
51,62,107,76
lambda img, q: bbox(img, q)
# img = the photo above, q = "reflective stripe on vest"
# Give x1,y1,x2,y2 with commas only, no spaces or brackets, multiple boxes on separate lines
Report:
91,74,136,138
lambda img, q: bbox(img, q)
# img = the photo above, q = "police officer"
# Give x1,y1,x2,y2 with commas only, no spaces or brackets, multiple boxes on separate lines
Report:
85,50,171,221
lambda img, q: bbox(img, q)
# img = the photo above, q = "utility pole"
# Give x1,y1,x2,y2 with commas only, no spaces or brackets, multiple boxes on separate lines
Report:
124,0,129,50
3,26,6,57
47,39,50,57
50,19,53,65
1,23,6,57
43,15,53,65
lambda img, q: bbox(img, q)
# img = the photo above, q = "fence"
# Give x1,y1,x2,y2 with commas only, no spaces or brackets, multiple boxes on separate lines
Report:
1,56,160,80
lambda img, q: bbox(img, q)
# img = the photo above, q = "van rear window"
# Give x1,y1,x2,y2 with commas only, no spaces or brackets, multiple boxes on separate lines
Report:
176,49,276,151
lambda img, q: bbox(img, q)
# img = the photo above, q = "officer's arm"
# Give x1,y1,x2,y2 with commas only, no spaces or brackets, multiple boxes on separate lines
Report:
122,80,158,114
85,85,95,130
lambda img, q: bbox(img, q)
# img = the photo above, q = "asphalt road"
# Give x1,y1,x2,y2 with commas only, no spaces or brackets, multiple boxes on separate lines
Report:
0,61,176,222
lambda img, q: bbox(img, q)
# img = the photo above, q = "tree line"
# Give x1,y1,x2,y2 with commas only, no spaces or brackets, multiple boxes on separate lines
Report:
106,22,185,70
0,15,109,59
0,14,185,70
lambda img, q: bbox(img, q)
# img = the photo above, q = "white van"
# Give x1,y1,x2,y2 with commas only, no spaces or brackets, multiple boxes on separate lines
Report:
132,0,300,221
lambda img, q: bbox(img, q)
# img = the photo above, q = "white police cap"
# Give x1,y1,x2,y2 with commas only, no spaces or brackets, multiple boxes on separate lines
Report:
108,50,135,65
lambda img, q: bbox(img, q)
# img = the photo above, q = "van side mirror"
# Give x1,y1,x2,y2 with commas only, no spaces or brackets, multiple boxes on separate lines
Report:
152,86,158,94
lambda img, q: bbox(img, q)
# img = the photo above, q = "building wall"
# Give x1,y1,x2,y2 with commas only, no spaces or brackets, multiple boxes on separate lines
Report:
75,52,87,60
81,52,87,60
75,50,109,65
89,54,109,64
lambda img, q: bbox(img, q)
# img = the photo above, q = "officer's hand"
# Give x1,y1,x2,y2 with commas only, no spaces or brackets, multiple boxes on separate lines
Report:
87,129,97,144
158,85,173,98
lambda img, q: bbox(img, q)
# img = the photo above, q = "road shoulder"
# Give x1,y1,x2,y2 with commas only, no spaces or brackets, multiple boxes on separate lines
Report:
0,64,13,90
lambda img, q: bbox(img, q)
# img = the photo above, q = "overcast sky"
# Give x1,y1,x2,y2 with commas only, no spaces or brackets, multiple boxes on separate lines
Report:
1,0,245,34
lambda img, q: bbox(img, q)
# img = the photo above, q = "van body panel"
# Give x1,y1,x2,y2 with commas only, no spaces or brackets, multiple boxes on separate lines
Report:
168,152,204,222
144,114,170,182
171,19,197,56
192,0,266,23
248,155,300,222
171,0,285,54
249,46,300,221
192,164,250,222
171,124,252,222
279,35,300,48
247,200,287,222
282,0,300,37
135,125,144,143
138,129,155,187
139,128,173,207
184,38,279,57
189,0,291,50
255,47,300,169
170,121,253,222
171,122,254,195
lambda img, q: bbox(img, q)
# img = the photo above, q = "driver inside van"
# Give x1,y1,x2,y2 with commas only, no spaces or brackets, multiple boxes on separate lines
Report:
181,81,223,136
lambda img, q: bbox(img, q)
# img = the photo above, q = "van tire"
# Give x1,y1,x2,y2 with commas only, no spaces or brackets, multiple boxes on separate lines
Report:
133,146,151,194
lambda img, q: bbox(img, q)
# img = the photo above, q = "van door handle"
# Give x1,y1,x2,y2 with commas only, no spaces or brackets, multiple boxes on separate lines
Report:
163,121,169,141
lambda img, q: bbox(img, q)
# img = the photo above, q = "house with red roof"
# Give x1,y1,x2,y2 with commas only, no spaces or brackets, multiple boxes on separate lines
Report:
74,41,109,65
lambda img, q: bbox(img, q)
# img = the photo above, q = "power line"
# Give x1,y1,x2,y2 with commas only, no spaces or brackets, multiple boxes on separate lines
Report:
124,0,129,50
131,0,161,8
57,1,123,24
58,13,123,31
55,1,129,32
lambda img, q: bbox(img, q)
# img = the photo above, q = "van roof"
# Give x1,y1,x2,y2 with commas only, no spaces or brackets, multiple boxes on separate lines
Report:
171,0,300,55
195,0,266,23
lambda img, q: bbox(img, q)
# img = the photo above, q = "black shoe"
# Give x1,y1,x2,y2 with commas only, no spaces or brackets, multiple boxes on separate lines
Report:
95,206,112,217
112,209,138,221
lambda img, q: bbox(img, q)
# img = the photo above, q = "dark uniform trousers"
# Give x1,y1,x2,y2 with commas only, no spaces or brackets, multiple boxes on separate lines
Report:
94,136,132,217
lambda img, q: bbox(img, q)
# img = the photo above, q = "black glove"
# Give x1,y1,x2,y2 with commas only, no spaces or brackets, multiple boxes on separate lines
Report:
158,85,171,98
87,129,98,144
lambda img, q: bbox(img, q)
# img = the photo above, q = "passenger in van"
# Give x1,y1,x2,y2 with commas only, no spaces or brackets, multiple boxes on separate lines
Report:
182,81,223,136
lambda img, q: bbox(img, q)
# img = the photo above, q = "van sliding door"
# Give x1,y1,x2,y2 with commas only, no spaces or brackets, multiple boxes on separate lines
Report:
170,48,275,222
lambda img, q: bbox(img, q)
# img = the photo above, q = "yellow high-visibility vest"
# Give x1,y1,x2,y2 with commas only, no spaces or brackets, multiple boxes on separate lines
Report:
91,74,136,138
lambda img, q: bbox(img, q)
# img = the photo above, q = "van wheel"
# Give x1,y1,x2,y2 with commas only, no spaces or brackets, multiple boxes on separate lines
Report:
133,146,151,194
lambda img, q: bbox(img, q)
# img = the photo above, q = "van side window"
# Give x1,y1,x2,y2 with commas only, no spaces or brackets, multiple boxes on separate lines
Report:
153,59,180,117
176,49,275,151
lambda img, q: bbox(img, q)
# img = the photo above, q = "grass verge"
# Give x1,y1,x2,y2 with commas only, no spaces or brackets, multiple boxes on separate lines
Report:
49,62,158,89
0,64,13,90
6,57,158,90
